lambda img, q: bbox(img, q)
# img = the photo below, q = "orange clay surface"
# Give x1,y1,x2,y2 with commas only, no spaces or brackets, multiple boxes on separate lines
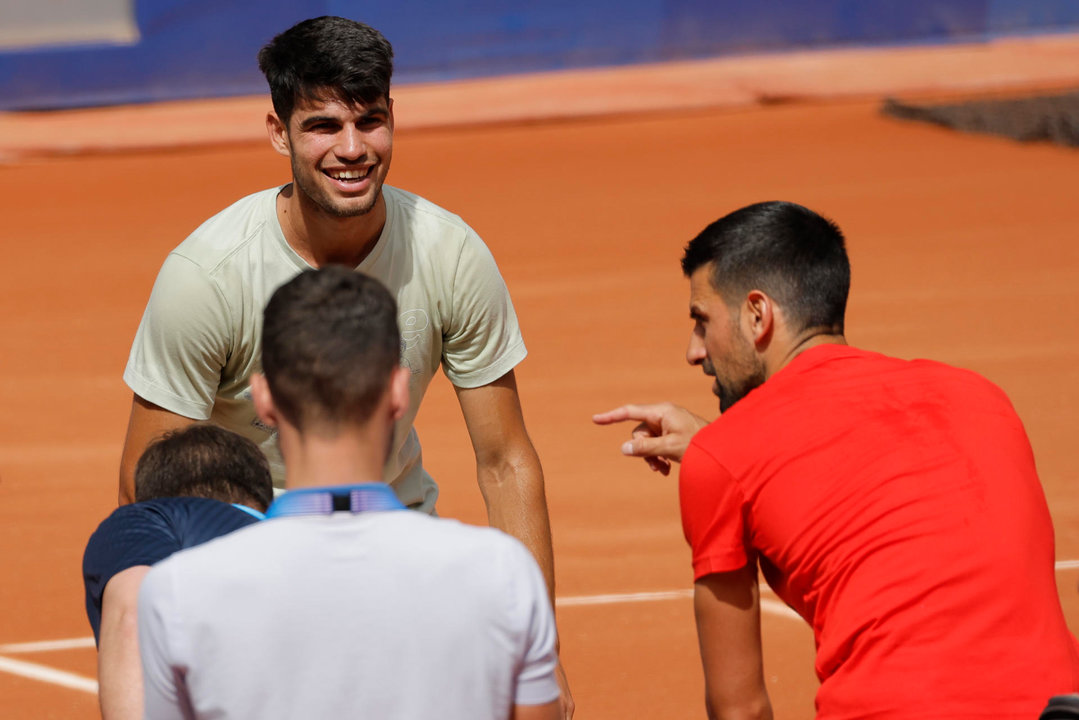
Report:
2,40,1079,720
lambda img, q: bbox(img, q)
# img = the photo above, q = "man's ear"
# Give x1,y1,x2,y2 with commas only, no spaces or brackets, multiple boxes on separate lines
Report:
388,366,411,422
266,112,290,158
744,290,775,347
250,373,279,429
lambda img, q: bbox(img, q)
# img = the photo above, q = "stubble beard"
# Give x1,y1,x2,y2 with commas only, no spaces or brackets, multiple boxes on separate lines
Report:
706,357,767,414
292,158,382,218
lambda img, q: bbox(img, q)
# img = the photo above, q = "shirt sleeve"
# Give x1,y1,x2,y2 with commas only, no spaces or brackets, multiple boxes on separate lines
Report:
82,506,182,643
679,441,752,580
440,231,527,389
138,563,192,720
123,252,232,419
502,539,561,706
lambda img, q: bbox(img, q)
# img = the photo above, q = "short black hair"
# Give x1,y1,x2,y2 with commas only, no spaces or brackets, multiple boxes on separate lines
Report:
261,266,400,432
257,15,394,124
682,201,850,334
134,424,274,512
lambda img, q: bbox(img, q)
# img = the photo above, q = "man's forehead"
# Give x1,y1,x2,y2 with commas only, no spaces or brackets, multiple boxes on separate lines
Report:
292,93,390,116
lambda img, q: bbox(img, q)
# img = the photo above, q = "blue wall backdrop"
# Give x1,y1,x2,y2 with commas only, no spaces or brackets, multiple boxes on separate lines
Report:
2,0,1078,111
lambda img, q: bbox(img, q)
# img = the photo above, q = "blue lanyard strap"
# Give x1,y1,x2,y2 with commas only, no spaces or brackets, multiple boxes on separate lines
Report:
266,483,406,519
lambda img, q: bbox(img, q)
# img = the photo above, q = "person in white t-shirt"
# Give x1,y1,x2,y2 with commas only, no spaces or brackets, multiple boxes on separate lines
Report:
119,15,570,713
138,267,561,720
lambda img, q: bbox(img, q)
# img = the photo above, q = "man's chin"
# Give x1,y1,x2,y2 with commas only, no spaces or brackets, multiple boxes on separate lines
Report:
716,375,766,414
301,179,383,218
714,380,742,413
328,203,375,218
325,191,380,218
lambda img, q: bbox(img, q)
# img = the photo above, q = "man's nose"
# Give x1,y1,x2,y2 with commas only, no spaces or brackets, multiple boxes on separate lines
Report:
686,332,706,366
336,126,365,160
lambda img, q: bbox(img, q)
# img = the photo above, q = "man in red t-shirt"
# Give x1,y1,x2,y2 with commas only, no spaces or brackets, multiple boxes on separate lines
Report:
595,201,1079,719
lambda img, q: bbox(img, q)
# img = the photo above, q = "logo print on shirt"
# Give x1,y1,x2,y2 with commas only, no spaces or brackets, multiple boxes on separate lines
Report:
399,309,430,376
239,385,276,435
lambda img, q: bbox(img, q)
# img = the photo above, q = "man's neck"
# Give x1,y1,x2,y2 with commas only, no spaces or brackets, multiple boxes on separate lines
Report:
766,329,847,379
277,184,387,268
278,426,388,492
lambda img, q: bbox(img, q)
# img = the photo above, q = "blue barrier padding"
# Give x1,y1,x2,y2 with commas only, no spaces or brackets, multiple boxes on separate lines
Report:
0,0,321,110
2,1,1079,111
988,0,1079,35
658,0,988,56
356,1,666,80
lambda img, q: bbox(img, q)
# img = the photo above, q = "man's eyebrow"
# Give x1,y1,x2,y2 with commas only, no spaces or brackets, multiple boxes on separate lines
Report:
299,115,339,128
359,107,390,121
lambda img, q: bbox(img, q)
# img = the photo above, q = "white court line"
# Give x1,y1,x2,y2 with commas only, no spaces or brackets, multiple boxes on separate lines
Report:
0,655,97,694
0,637,95,654
557,588,801,620
762,598,802,620
555,558,1079,615
557,589,692,607
1,559,1075,694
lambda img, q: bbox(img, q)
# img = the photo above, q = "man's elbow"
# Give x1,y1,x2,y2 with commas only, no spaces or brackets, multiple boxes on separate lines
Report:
475,445,542,488
705,693,773,720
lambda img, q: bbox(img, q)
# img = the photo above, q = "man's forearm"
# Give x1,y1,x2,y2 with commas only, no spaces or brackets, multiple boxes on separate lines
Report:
478,449,555,602
98,566,151,720
477,440,574,719
98,611,143,720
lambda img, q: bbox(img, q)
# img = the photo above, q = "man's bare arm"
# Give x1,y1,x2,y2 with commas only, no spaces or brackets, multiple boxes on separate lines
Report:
455,370,553,595
694,564,773,720
97,565,151,720
118,394,195,504
456,370,574,718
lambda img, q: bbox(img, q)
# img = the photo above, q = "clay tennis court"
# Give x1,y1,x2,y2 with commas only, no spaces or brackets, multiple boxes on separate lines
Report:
2,38,1079,719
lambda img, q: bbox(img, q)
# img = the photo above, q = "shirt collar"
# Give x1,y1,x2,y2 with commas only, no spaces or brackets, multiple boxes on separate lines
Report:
266,483,406,519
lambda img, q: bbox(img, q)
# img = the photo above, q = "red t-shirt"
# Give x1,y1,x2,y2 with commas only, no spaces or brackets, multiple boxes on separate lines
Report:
680,344,1079,719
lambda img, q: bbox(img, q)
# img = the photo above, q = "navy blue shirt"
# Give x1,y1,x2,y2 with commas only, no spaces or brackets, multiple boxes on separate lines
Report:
82,497,260,643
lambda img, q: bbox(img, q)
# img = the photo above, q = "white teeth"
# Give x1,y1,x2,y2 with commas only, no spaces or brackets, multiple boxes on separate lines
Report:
329,169,366,180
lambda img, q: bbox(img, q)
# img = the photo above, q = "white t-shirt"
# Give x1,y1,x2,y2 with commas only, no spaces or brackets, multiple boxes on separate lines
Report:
124,186,527,510
138,510,560,720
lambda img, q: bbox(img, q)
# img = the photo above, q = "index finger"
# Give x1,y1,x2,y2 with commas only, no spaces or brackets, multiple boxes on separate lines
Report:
592,404,662,426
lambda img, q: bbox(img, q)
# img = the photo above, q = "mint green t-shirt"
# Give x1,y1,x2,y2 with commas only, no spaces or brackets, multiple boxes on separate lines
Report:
124,185,526,512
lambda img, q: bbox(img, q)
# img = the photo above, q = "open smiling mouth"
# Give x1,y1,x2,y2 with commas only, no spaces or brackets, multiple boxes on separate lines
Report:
324,167,372,184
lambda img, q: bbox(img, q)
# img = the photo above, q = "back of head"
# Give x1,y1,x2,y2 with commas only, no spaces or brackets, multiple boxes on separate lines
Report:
134,424,274,511
681,201,851,334
257,15,394,124
261,266,401,433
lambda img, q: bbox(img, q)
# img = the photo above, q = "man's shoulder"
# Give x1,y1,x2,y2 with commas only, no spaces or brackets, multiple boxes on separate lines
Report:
84,498,253,590
87,498,190,539
148,509,270,573
391,513,538,570
384,185,465,222
384,185,478,244
133,495,253,520
89,498,257,546
827,346,1010,406
170,187,282,269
